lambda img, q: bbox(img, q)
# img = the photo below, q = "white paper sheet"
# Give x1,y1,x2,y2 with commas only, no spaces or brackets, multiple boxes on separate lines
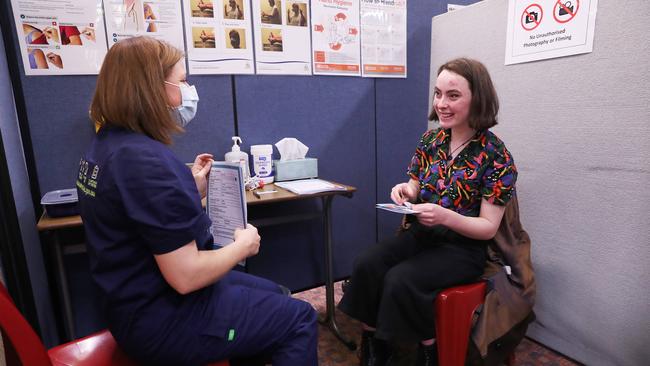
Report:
104,0,185,51
360,0,407,78
207,162,247,248
275,179,346,195
311,0,361,76
183,0,255,74
375,203,417,214
252,0,312,75
11,0,108,75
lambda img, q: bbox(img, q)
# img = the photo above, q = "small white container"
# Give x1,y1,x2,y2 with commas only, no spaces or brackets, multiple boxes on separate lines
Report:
250,144,274,183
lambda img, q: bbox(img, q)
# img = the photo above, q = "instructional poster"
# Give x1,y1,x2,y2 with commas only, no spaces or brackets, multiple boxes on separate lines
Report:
10,0,108,75
505,0,598,65
183,0,255,74
311,0,361,76
104,0,185,51
252,0,312,75
360,0,406,78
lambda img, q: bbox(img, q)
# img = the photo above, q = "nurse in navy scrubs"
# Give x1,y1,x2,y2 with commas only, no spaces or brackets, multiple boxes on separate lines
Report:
76,36,318,366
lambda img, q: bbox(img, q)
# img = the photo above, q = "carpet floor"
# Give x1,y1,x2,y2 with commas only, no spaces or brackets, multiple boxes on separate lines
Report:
293,281,582,366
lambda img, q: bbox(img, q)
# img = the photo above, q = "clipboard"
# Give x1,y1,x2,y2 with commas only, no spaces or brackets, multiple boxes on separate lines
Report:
206,162,247,253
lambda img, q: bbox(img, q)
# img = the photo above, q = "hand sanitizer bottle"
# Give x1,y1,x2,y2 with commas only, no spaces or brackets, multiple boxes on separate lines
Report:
225,136,250,181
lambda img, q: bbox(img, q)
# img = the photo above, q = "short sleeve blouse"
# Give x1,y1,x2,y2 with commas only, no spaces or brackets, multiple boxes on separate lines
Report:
408,128,517,217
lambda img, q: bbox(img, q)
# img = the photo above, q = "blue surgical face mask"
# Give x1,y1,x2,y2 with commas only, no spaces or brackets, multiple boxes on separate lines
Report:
165,81,199,127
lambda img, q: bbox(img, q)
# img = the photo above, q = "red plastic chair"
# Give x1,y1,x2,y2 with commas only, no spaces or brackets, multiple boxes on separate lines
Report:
434,282,514,366
0,282,229,366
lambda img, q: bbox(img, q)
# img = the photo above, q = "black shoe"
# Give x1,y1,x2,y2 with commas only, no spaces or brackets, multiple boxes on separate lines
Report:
359,331,393,366
415,343,438,366
342,279,351,293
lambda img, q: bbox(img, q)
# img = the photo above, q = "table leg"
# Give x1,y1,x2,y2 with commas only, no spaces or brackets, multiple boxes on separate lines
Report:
319,196,356,350
51,232,76,341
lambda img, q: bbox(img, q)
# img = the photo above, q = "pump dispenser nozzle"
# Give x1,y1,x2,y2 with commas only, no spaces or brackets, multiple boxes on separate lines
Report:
231,136,242,152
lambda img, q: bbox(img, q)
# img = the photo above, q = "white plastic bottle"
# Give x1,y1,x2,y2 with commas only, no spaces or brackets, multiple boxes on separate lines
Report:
250,144,274,184
224,136,250,181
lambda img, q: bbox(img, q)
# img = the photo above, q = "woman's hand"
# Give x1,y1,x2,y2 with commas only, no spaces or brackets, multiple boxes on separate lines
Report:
191,153,213,198
200,30,214,41
46,52,63,68
43,26,59,43
82,27,96,41
411,203,449,227
198,0,213,10
234,224,260,257
390,180,418,205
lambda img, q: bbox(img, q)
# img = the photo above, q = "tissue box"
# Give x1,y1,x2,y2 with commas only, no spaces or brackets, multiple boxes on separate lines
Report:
274,158,318,182
41,188,79,217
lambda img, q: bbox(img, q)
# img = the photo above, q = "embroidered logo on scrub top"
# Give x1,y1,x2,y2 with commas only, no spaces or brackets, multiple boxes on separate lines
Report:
77,157,99,197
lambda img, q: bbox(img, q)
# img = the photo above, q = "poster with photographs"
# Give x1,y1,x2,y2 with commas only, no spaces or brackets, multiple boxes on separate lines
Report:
103,0,185,51
360,0,407,78
10,0,108,75
183,0,254,74
311,0,361,76
251,0,312,75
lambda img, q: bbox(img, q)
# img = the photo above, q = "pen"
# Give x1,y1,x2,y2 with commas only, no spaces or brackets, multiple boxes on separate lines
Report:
253,190,277,198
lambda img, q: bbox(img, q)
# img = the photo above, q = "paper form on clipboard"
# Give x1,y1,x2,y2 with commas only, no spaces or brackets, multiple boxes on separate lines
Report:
206,162,247,257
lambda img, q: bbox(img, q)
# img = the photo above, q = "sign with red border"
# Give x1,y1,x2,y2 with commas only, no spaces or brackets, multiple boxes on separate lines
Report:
521,4,543,31
553,0,579,23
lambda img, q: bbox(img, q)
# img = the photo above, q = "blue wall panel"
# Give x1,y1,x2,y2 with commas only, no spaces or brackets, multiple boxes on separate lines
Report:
3,1,236,195
235,76,377,289
20,75,97,194
169,76,236,161
17,73,235,194
375,0,481,241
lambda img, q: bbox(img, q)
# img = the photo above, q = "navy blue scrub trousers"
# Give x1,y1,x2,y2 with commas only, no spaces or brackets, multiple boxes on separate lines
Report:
200,271,318,366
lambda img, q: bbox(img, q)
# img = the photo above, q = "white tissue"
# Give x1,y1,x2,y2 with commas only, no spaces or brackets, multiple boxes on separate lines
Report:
275,137,309,161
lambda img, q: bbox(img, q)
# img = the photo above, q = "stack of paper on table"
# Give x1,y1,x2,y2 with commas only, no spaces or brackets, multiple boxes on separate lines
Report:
275,179,346,195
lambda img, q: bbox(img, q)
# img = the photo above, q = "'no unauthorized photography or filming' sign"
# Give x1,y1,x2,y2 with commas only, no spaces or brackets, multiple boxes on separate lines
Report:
505,0,598,65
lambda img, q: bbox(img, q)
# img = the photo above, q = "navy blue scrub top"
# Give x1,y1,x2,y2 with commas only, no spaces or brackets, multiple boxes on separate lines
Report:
76,125,218,350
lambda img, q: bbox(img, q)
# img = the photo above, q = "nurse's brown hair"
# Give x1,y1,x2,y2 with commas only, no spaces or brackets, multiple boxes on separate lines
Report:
428,58,499,130
90,36,183,145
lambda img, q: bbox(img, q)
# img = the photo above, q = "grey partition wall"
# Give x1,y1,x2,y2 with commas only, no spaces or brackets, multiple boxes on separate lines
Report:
429,1,650,365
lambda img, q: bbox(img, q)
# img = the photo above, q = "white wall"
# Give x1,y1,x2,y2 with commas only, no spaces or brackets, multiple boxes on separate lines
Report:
429,1,650,365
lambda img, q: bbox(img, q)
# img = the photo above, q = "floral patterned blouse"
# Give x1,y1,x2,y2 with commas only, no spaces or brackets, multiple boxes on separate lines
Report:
408,128,517,217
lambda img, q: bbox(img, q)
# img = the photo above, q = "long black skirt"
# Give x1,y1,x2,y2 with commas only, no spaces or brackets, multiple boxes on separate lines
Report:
338,223,487,342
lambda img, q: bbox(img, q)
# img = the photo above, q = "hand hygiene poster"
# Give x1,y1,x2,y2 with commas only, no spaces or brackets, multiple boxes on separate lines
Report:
505,0,598,65
183,0,255,74
11,0,108,75
252,0,312,75
360,0,406,78
311,0,361,76
104,0,185,51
